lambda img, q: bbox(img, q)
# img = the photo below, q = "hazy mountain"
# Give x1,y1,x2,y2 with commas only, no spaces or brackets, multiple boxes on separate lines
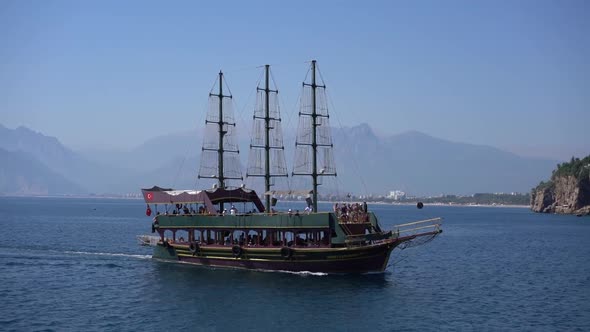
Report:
0,124,130,194
0,148,83,195
80,131,198,173
0,123,558,196
331,124,558,195
111,123,556,196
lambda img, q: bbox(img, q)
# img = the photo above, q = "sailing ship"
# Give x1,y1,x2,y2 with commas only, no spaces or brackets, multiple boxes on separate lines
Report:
140,61,442,273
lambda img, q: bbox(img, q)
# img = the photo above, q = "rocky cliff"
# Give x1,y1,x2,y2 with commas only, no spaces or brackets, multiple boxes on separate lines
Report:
531,156,590,215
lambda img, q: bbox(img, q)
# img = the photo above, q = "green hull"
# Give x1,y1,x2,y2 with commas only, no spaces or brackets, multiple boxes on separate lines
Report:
152,240,397,273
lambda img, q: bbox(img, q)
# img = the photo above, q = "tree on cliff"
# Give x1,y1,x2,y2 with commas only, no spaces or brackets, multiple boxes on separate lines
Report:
531,154,590,215
552,156,590,181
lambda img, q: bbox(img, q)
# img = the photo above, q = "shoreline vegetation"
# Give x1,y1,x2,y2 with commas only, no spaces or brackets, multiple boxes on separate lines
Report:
0,192,531,208
531,155,590,215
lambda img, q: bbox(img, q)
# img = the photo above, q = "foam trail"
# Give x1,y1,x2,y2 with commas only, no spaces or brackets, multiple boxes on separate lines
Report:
64,251,152,260
168,260,328,276
256,269,328,276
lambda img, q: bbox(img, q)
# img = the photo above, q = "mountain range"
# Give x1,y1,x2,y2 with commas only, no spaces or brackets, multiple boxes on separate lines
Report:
0,123,558,196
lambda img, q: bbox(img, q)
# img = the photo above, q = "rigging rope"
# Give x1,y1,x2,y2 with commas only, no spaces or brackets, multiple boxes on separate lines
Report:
386,232,440,270
233,69,263,149
171,80,211,190
322,72,371,199
193,95,214,189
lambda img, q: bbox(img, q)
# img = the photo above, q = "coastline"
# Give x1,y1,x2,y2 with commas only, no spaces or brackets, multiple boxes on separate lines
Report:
351,201,530,209
0,195,530,209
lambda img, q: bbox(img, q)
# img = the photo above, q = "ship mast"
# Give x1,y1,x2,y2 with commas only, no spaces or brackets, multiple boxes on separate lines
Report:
216,71,226,189
247,65,287,212
305,60,322,212
199,71,242,211
263,65,272,210
293,60,336,213
310,61,319,212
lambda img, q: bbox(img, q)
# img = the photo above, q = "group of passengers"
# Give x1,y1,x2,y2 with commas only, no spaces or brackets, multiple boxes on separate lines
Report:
334,202,369,223
168,204,209,215
221,232,328,247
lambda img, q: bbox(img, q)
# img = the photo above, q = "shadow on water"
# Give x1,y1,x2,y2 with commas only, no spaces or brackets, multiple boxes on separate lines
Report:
144,260,400,330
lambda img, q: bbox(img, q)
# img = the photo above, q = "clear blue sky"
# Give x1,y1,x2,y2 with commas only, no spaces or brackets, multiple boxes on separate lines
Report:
1,0,588,160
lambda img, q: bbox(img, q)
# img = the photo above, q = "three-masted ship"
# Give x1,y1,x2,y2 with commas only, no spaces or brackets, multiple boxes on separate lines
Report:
140,61,442,273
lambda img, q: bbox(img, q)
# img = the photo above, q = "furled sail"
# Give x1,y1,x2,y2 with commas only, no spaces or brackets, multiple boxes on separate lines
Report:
292,64,337,179
198,72,243,188
246,68,288,180
292,61,337,211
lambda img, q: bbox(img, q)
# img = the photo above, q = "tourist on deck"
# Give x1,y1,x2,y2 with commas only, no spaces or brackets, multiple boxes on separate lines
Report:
230,205,238,215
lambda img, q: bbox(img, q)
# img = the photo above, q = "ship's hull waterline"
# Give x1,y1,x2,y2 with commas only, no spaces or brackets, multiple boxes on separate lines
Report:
152,241,398,274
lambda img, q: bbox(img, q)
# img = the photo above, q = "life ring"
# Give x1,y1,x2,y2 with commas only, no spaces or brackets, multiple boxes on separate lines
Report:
232,245,242,258
280,247,293,259
189,241,200,255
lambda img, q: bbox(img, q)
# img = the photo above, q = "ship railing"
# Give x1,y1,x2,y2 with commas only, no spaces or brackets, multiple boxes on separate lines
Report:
137,235,160,247
345,230,394,247
392,217,442,239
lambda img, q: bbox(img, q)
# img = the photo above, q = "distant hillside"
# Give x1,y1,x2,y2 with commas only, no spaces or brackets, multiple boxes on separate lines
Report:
0,124,130,194
90,123,557,196
0,148,83,195
329,124,557,195
80,131,197,173
0,123,559,196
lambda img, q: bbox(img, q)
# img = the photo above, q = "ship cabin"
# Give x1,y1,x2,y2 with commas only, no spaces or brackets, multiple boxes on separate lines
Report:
141,186,388,250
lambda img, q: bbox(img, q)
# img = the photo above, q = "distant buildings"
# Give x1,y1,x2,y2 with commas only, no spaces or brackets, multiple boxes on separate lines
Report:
388,190,406,201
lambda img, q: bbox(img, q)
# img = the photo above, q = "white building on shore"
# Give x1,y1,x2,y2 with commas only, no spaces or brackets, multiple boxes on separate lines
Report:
388,190,406,201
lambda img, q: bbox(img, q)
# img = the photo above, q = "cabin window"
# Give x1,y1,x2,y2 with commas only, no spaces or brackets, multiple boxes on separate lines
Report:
285,231,295,247
175,230,189,243
245,230,256,246
206,230,216,245
191,230,202,242
162,230,173,242
260,230,268,246
295,231,307,247
233,230,246,246
221,230,232,245
217,230,227,245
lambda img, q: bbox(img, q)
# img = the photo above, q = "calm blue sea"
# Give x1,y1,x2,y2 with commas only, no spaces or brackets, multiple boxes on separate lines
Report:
0,197,589,331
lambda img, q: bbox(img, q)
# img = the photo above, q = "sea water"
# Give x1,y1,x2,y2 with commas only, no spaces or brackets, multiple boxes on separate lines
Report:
0,197,589,331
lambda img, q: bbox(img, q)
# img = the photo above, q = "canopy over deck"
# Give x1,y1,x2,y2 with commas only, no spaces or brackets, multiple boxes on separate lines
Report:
141,186,265,213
